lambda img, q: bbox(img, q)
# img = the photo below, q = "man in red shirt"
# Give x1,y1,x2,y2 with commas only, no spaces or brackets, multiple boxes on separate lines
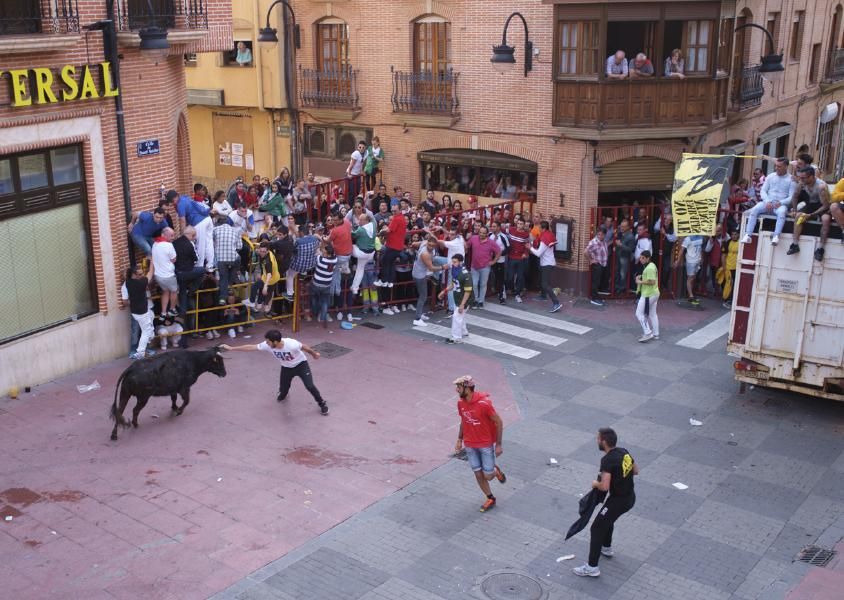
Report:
325,214,353,319
453,375,506,512
376,204,407,288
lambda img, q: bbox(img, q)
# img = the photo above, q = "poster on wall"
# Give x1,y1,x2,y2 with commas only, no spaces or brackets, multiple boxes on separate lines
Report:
245,154,254,170
231,143,244,156
219,153,232,166
671,153,734,236
232,154,244,167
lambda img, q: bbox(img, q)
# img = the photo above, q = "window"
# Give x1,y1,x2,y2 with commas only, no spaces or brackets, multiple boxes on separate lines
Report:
717,18,734,74
558,21,600,76
0,0,42,35
685,20,711,72
0,145,96,344
222,40,253,67
817,107,839,173
790,12,804,61
184,53,197,67
414,19,451,74
316,21,349,72
810,43,823,83
421,162,536,199
766,13,781,55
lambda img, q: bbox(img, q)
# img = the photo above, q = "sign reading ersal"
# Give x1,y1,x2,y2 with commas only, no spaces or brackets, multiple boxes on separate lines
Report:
671,153,735,236
2,62,119,108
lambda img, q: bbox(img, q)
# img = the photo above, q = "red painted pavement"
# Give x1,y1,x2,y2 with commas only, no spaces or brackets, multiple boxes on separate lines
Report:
786,541,844,600
0,324,518,599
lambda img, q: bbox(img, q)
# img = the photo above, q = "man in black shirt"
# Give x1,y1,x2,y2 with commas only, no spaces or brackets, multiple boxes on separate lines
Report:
173,226,207,325
573,427,638,578
125,263,155,360
270,224,296,300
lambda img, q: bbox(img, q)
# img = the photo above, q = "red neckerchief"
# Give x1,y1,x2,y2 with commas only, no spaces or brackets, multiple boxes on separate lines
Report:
193,194,204,203
154,235,167,243
637,230,650,240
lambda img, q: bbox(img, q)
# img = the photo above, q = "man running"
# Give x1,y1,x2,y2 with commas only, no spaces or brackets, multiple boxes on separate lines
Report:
453,375,506,512
222,329,329,415
438,253,473,344
573,427,638,578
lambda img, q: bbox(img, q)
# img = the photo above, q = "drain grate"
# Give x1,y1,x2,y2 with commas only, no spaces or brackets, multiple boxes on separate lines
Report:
358,322,384,330
479,571,545,600
795,545,836,567
310,342,353,359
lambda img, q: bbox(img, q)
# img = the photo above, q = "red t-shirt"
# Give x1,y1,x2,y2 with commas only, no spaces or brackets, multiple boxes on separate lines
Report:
386,213,407,250
457,391,498,448
328,219,353,256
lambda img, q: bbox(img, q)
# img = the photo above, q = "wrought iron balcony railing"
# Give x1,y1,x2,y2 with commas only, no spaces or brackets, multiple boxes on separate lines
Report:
299,66,360,110
117,0,207,32
0,0,80,35
391,67,460,116
733,64,764,111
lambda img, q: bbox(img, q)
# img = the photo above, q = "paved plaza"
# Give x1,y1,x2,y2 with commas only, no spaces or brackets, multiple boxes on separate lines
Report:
2,295,843,599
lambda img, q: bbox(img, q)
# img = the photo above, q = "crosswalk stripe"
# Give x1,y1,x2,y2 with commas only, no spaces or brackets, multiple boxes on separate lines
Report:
676,313,732,349
464,314,567,347
413,323,541,359
479,303,592,335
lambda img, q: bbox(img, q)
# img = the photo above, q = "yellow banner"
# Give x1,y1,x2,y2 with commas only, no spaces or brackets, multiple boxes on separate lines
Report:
671,153,735,236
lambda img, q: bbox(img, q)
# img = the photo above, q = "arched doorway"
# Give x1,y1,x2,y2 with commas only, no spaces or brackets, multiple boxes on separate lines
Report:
176,113,191,193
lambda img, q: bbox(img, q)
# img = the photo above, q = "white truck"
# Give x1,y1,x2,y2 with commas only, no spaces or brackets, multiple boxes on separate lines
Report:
727,221,844,401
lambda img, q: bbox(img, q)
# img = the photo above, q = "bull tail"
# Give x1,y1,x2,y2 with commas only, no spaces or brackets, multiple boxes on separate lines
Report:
110,371,129,428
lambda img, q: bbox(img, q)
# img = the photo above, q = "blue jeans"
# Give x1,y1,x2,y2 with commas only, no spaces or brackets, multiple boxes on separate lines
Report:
310,283,331,321
380,247,401,283
471,266,491,304
464,445,496,474
414,277,429,319
131,232,154,256
216,260,240,302
507,258,527,294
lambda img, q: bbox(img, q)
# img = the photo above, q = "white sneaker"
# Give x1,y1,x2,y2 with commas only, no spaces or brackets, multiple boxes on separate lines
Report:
373,280,384,287
382,307,395,315
237,325,244,333
412,319,428,327
638,333,654,342
741,234,752,244
242,299,254,308
228,328,236,338
254,304,265,312
401,304,408,312
205,331,214,340
159,344,167,351
771,235,779,246
326,314,333,322
600,546,614,558
350,287,359,295
337,312,344,321
573,564,600,577
212,330,221,339
386,282,394,288
515,295,523,303
347,313,353,322
420,314,430,320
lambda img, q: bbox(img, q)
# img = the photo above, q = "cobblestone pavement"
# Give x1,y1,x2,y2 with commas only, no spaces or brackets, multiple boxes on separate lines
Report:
212,296,844,600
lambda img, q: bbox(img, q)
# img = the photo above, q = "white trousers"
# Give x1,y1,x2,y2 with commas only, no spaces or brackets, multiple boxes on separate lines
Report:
351,246,375,292
131,310,155,355
286,268,297,296
194,216,215,268
451,307,469,340
635,295,659,337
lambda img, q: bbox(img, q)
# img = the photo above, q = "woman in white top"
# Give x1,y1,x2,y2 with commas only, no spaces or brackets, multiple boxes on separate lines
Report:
211,190,233,217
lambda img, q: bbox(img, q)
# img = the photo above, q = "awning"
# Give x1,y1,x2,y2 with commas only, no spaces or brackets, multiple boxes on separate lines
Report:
598,156,676,193
417,149,537,172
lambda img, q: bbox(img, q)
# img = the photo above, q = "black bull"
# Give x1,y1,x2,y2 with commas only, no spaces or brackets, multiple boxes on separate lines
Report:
109,347,227,440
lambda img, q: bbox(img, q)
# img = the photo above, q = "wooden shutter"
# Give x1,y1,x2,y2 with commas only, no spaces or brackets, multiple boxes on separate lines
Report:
598,157,676,193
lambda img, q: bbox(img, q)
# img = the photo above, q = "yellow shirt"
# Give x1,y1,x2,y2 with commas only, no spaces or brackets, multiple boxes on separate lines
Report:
831,178,844,203
725,240,739,271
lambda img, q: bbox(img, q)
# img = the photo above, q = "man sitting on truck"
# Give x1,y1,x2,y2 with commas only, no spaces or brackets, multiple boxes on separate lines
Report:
787,167,832,262
829,178,844,236
741,158,797,247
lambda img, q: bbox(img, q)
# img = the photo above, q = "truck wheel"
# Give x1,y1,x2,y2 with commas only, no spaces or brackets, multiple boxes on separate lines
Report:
738,381,747,394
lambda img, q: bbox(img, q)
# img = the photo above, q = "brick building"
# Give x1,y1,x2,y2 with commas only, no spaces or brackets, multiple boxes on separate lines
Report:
0,0,232,391
289,0,844,289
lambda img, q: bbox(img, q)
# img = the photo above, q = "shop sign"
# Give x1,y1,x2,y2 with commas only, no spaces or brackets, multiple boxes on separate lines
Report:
2,62,119,108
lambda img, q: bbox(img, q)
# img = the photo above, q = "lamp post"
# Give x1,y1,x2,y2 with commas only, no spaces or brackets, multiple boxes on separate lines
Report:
258,0,301,178
735,23,784,80
490,12,533,77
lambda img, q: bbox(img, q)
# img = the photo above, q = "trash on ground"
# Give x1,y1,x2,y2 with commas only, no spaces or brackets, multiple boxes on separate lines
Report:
51,531,57,535
216,477,223,482
243,335,252,339
548,458,559,465
76,381,101,393
510,372,517,376
4,516,12,521
304,489,312,495
689,418,703,426
78,412,84,416
556,555,575,562
151,414,159,419
672,482,689,490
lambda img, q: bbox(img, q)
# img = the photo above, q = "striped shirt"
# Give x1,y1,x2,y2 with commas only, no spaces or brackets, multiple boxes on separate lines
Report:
291,235,319,273
312,255,337,287
508,229,530,260
212,223,243,263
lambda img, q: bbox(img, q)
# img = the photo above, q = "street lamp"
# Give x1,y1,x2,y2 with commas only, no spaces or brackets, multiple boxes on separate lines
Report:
491,12,533,77
258,0,302,179
735,23,784,81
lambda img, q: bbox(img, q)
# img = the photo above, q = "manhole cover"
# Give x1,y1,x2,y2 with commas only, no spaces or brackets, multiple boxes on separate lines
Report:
795,545,836,567
310,342,352,359
479,572,545,600
358,322,384,329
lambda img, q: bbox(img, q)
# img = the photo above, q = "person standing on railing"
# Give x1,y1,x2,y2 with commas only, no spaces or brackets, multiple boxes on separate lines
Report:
243,242,281,316
346,141,367,201
176,188,215,271
364,136,384,192
269,224,296,300
128,206,167,257
350,213,377,296
375,203,407,288
213,216,243,305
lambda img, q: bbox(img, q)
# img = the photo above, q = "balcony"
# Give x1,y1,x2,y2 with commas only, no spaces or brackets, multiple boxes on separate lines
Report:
553,77,729,140
299,66,361,120
116,0,208,46
731,65,764,112
0,0,80,54
391,67,460,128
827,48,844,83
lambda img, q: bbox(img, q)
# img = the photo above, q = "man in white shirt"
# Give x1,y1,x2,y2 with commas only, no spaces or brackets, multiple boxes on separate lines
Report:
222,329,328,415
151,227,178,317
675,235,704,305
436,229,467,314
346,140,367,203
742,157,798,245
229,205,257,240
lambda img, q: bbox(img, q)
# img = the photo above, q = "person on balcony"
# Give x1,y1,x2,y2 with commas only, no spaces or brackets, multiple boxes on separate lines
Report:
742,158,797,246
606,51,628,79
629,53,654,78
664,49,685,78
235,42,252,67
